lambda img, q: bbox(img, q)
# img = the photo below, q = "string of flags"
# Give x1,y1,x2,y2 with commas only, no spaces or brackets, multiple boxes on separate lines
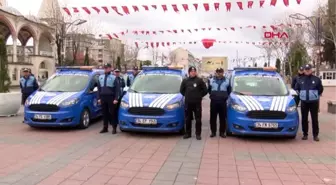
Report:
133,40,292,49
103,23,306,39
62,0,303,16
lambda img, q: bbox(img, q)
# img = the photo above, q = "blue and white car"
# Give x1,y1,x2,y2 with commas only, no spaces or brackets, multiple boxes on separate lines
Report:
118,66,186,133
24,66,103,128
227,67,299,138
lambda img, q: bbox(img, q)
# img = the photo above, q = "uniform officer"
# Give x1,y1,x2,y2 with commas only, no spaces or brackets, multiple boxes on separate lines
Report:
291,66,304,106
180,67,208,140
113,68,125,124
208,68,231,138
20,68,39,105
126,66,139,87
295,64,324,141
97,64,120,134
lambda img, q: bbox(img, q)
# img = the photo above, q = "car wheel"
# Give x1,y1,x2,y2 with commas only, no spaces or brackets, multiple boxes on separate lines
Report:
79,109,90,129
179,128,185,135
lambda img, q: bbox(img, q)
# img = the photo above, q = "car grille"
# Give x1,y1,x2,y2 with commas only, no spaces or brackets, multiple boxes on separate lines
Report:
28,104,60,112
249,127,284,132
246,111,287,119
128,107,165,116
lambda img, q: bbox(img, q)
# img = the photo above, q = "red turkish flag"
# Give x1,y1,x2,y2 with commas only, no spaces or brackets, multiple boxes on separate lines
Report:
132,5,139,12
173,30,177,33
202,28,206,31
113,33,118,38
167,42,170,46
133,31,138,35
260,0,265,7
270,0,277,6
247,1,253,8
92,7,100,13
106,34,112,40
122,6,130,14
142,5,149,11
162,42,165,47
82,7,91,14
193,3,198,10
152,31,156,35
188,29,192,33
225,2,231,11
296,0,302,4
146,31,150,35
102,6,109,13
73,7,79,13
237,2,243,10
283,0,289,6
150,42,154,48
182,4,189,11
181,29,184,33
156,42,159,48
194,29,198,32
230,27,235,31
214,3,220,11
151,5,157,9
203,3,210,11
162,5,168,12
201,39,216,49
112,6,123,15
172,4,179,12
217,28,221,31
63,7,71,15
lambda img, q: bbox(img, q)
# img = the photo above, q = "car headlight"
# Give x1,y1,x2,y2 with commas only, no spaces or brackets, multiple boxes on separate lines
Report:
120,101,129,108
60,98,79,107
166,102,180,110
287,105,297,112
25,99,30,106
231,103,247,112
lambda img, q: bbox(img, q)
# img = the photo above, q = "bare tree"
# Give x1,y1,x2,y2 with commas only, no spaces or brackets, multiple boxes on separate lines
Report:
151,48,159,65
124,44,140,69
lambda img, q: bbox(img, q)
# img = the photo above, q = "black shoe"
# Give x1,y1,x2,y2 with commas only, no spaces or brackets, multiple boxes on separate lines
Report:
220,133,226,138
112,128,117,134
183,134,191,139
302,135,308,140
313,136,320,142
100,128,108,133
210,133,216,138
196,135,202,140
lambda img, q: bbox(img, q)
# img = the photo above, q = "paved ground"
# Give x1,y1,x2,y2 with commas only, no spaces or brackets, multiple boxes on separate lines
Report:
0,88,335,185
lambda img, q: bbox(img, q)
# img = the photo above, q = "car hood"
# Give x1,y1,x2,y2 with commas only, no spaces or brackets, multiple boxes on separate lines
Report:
232,93,292,112
123,92,182,108
28,91,80,106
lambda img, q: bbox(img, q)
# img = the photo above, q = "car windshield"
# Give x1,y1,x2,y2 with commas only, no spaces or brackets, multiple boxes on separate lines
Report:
129,74,182,94
233,75,288,96
40,74,90,92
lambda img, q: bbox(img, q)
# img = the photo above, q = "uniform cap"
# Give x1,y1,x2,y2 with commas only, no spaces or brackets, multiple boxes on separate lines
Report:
104,63,112,68
304,64,312,70
216,68,224,73
299,66,304,71
133,66,139,70
114,68,120,72
22,68,29,72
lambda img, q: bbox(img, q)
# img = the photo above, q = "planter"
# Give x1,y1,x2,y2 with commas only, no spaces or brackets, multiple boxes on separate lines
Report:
0,92,21,117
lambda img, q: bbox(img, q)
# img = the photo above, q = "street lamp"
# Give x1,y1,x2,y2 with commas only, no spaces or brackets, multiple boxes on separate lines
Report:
289,13,322,76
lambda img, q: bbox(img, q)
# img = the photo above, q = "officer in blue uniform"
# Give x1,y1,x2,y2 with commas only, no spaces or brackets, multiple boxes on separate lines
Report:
295,64,324,141
97,64,120,134
291,66,304,106
113,68,125,124
20,68,39,105
208,68,231,138
126,66,139,87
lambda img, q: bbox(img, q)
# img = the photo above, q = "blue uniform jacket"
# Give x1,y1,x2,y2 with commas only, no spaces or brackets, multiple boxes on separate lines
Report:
208,77,231,103
126,74,137,87
115,76,125,99
294,75,324,102
20,75,39,95
291,74,304,89
97,73,120,100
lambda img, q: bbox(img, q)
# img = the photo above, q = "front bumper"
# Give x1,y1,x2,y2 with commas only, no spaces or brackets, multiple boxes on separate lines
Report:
24,107,80,127
118,108,184,133
228,111,299,137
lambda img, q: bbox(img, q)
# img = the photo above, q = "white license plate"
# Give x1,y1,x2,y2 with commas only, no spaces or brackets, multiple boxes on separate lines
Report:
135,119,157,124
34,114,52,120
255,122,278,128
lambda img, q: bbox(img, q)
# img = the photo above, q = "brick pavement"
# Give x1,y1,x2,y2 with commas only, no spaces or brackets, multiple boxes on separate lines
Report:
0,88,335,185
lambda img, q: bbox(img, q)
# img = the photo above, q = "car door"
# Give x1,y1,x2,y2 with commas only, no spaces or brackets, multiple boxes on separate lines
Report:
86,74,101,118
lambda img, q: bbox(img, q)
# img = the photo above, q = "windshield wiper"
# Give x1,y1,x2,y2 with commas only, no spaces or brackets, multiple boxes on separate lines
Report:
233,91,246,95
129,89,139,93
39,89,45,91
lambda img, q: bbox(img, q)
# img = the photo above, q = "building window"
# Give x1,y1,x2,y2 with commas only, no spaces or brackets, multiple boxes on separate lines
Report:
40,62,46,69
12,68,17,81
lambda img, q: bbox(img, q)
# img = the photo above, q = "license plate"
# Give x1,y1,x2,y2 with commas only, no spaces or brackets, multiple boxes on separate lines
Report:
135,119,157,124
34,114,52,120
255,122,278,128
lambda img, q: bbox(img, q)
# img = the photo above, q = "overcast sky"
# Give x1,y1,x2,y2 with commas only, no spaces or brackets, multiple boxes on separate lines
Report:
7,0,324,66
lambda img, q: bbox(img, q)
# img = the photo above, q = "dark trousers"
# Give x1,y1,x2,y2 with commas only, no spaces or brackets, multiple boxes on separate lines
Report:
101,98,116,129
185,102,202,136
114,97,122,124
210,101,227,134
294,96,300,107
21,94,30,105
301,101,319,137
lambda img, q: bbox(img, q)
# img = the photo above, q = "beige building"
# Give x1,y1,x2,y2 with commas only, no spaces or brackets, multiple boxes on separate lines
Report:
168,47,200,72
201,56,228,74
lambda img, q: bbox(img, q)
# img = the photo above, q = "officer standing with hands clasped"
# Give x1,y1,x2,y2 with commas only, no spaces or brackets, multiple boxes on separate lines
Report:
20,68,39,105
295,64,324,141
113,68,125,124
97,64,120,134
291,66,304,106
180,66,208,140
208,68,231,138
127,66,139,87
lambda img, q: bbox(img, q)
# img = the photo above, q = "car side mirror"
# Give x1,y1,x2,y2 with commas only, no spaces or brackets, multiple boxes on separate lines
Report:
289,89,297,96
92,87,98,92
